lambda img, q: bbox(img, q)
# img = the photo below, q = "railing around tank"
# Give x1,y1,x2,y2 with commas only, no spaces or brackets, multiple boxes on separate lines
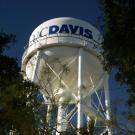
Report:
22,33,102,61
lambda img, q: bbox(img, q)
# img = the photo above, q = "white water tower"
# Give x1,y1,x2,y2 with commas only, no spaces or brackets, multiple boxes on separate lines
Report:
22,17,111,135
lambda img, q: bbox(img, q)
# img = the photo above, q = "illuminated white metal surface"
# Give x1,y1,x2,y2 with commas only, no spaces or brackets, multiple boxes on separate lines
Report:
77,48,84,134
21,17,111,135
104,73,112,135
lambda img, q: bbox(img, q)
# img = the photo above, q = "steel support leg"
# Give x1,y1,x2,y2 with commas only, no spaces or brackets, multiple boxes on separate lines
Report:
77,48,84,134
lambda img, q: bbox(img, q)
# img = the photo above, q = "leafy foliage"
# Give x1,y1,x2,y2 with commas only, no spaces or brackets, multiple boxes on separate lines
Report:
101,0,135,106
0,55,19,85
0,31,44,134
0,81,40,135
0,32,16,54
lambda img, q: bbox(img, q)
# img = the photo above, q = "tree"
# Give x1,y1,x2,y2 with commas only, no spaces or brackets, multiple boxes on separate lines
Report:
100,0,135,106
0,31,43,134
0,31,74,135
99,0,135,133
0,31,16,54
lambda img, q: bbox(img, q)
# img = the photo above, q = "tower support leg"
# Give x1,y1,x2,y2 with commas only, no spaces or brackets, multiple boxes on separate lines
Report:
77,48,84,135
104,74,112,135
31,50,41,82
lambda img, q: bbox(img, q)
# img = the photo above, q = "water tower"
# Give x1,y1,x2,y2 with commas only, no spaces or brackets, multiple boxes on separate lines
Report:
22,17,111,135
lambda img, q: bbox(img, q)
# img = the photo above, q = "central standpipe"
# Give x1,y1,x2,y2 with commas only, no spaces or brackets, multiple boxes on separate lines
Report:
57,103,67,134
77,48,84,134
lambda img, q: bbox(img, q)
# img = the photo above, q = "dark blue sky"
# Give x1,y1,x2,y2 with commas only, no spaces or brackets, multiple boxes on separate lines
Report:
0,0,101,60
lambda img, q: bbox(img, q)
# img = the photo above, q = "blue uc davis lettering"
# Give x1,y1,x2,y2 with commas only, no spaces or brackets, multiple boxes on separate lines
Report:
49,24,93,39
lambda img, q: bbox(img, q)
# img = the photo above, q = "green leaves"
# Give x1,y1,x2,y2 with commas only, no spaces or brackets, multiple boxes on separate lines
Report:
0,31,16,54
0,31,43,134
101,0,135,105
